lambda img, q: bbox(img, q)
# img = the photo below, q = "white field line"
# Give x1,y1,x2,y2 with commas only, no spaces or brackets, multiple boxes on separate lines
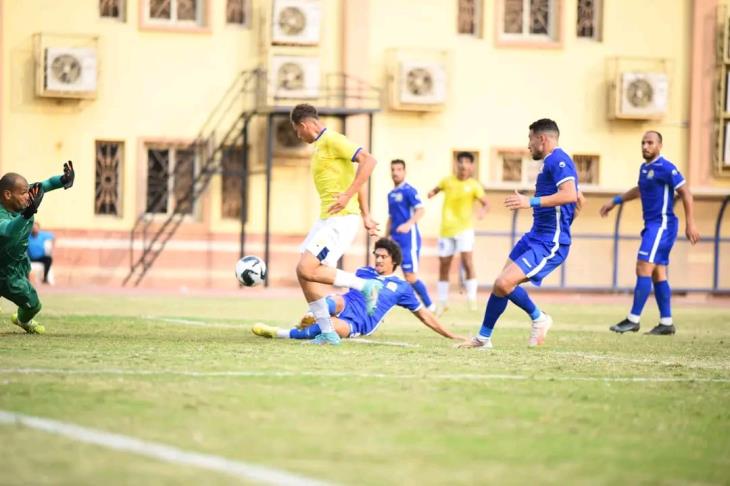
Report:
141,316,246,329
348,338,419,348
552,351,730,371
0,410,330,486
0,368,728,383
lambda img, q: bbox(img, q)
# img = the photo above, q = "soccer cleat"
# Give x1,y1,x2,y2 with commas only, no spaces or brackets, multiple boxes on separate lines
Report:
11,313,45,335
457,336,493,350
528,313,553,347
297,312,316,330
251,322,279,338
645,324,676,335
361,279,383,315
310,330,341,345
609,319,640,334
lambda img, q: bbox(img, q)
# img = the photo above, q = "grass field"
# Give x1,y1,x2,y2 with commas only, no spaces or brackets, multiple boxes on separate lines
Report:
0,291,729,485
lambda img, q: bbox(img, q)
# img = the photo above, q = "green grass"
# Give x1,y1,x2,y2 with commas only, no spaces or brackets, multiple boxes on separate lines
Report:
0,293,729,485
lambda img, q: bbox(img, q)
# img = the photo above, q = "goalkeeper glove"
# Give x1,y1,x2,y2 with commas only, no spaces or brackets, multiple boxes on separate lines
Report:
22,183,44,220
60,160,75,189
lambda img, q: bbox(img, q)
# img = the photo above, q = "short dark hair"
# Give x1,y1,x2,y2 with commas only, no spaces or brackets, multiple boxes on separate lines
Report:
390,159,406,168
646,130,663,143
290,104,319,124
529,118,560,136
374,237,402,270
0,173,25,193
456,151,475,162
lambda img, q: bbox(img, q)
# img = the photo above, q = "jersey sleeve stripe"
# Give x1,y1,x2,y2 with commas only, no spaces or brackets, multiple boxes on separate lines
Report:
674,179,686,190
555,176,576,187
351,147,363,162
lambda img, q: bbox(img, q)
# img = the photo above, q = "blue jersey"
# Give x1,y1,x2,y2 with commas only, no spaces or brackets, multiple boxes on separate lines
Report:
529,148,578,245
638,156,685,226
388,182,423,234
27,231,53,260
339,266,422,336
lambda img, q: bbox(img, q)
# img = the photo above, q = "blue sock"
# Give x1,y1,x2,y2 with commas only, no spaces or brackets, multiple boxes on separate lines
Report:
289,324,322,339
654,280,672,319
478,294,509,338
630,276,653,318
507,286,541,320
410,280,433,308
326,296,336,315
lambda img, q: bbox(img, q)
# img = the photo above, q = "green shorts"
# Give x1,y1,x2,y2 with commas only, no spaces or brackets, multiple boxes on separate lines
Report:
0,267,40,311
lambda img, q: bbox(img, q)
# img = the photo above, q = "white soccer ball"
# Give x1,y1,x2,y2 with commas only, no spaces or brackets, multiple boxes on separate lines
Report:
235,256,267,287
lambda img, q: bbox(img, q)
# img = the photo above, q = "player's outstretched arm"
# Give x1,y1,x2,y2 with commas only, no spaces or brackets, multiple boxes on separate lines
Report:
427,187,440,199
600,186,639,217
327,149,376,215
357,183,379,236
40,161,75,192
413,308,466,340
676,185,700,244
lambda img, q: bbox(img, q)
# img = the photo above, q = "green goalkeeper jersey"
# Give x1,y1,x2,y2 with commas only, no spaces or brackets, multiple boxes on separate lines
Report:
0,176,63,276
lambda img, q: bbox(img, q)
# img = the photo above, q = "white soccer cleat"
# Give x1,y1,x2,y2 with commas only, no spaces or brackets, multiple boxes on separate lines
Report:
457,336,493,350
529,313,553,347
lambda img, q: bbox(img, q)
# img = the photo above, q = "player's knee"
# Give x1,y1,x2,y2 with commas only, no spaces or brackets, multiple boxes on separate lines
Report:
296,260,316,281
492,277,513,296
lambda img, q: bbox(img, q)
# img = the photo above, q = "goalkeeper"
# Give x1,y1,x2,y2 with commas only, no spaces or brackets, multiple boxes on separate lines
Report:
0,162,75,334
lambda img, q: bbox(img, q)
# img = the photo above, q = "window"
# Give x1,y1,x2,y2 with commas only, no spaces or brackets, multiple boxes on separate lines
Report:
572,154,599,185
221,146,246,220
458,0,482,36
226,0,248,25
576,0,601,40
100,0,125,19
497,150,540,186
145,0,203,26
95,141,123,216
499,0,559,43
145,146,196,215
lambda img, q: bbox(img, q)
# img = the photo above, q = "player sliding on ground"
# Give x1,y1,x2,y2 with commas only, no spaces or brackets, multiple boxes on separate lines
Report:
252,238,464,342
290,104,381,346
600,131,700,335
460,119,580,349
0,162,75,334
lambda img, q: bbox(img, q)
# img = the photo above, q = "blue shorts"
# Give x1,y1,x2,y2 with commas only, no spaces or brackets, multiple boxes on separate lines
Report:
338,293,380,337
637,223,677,265
391,230,421,273
510,234,570,286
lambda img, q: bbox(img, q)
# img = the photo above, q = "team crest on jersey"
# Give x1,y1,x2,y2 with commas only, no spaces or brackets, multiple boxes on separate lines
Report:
559,161,566,168
392,193,403,202
386,281,398,292
647,170,655,179
672,169,678,175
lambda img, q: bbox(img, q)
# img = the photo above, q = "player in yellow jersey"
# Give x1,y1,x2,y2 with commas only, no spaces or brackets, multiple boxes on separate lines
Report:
428,152,489,313
290,104,380,345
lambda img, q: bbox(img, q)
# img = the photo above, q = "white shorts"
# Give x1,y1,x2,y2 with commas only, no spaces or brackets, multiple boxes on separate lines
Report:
438,229,475,257
299,214,360,267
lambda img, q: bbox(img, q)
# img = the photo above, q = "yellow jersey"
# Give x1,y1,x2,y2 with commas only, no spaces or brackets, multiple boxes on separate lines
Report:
311,128,362,219
437,175,485,237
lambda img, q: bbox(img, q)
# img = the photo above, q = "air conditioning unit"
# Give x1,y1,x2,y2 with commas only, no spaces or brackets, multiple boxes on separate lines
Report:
272,0,321,46
388,51,448,112
610,72,668,120
37,46,97,98
270,55,320,100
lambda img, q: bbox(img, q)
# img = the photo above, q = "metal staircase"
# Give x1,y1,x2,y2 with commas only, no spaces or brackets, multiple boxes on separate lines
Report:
122,68,381,286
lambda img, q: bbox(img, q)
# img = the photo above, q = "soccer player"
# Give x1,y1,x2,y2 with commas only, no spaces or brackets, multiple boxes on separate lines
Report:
460,119,579,349
600,131,700,335
427,151,489,313
28,222,55,285
252,238,464,341
290,103,381,345
386,159,435,311
0,162,75,334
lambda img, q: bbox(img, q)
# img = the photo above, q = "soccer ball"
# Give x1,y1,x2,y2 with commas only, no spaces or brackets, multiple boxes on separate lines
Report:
235,256,267,287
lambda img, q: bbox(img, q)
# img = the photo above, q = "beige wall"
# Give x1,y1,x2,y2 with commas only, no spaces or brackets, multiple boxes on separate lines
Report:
1,0,728,288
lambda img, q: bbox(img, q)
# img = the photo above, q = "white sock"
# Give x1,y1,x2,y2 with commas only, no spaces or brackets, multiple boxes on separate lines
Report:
276,329,290,339
659,317,673,326
465,278,478,302
334,269,365,291
437,281,449,305
627,314,640,324
309,297,334,333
